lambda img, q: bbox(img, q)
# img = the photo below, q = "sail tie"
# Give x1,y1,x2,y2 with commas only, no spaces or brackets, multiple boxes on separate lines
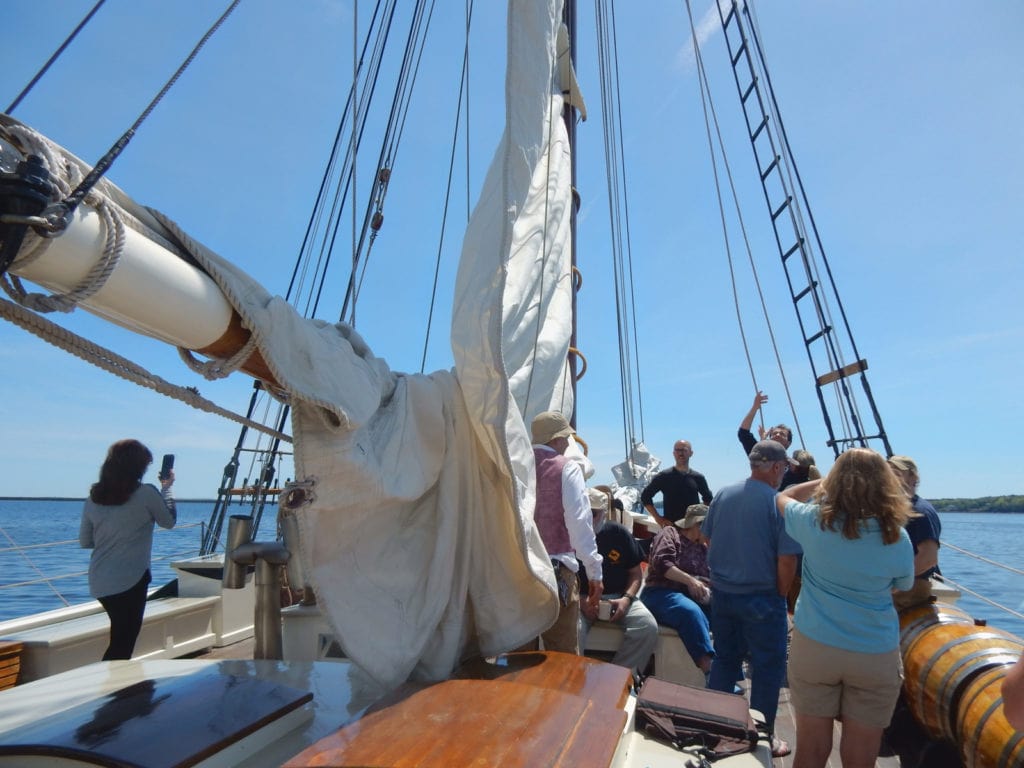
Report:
0,123,126,314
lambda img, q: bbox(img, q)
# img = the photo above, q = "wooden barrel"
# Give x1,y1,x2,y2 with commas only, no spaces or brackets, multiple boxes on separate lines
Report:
899,600,974,655
903,623,1024,742
954,662,1024,768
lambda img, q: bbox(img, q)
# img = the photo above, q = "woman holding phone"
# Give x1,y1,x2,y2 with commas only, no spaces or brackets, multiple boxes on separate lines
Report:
79,439,176,660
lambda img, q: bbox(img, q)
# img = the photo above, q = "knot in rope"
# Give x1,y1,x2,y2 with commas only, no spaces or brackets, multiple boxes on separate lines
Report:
0,124,126,313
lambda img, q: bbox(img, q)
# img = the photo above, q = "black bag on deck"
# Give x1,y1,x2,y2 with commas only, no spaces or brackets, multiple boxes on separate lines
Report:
635,676,760,759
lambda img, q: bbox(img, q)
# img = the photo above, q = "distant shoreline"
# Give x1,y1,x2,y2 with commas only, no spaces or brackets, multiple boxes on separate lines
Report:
0,497,223,503
0,495,1020,512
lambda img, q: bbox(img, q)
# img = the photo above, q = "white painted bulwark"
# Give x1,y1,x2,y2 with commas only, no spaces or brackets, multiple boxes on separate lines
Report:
173,555,256,646
0,597,219,683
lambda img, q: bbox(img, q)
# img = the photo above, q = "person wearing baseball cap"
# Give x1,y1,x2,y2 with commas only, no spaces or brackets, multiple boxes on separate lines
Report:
700,439,802,758
529,411,603,654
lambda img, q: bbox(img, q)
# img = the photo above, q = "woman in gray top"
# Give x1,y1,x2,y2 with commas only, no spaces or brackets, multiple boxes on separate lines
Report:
79,439,176,660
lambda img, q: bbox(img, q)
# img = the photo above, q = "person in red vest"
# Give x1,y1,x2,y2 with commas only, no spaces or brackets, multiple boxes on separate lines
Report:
531,411,603,654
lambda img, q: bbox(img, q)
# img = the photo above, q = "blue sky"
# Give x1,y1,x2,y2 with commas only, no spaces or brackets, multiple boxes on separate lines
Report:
2,1,1022,500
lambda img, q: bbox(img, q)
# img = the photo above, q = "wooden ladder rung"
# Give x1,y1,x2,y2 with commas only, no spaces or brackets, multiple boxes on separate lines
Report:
817,359,868,386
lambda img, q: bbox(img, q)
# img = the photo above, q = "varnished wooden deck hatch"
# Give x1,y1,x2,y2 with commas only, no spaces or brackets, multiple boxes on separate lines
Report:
0,665,312,767
0,642,21,690
284,651,632,767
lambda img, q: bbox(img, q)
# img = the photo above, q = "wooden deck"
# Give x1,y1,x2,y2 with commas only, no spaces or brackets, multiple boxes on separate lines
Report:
195,637,945,767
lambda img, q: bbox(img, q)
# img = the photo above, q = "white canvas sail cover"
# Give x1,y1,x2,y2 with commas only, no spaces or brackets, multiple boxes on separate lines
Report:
271,0,575,690
185,0,573,690
1,0,574,693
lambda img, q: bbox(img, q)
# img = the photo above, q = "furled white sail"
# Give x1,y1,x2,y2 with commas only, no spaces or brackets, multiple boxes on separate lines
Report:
2,0,575,692
160,0,573,690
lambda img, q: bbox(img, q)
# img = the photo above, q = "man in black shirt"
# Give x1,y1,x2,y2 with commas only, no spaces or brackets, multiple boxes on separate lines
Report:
641,440,714,527
579,493,658,677
738,391,800,490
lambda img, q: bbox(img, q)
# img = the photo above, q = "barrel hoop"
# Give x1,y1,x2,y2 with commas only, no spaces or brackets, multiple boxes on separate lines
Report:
899,609,971,651
965,695,1008,767
912,632,1019,737
938,650,1020,741
937,648,1022,700
998,732,1024,768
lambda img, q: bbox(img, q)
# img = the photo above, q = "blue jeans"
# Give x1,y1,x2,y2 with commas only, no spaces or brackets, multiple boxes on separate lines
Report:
707,589,788,732
640,586,714,667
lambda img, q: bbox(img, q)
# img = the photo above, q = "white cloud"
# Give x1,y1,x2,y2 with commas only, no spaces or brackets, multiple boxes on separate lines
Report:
675,1,726,73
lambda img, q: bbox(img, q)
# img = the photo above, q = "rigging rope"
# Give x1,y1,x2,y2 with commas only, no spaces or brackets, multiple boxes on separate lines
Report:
0,296,292,443
686,0,807,446
420,1,475,373
339,0,435,324
0,525,68,605
5,0,108,114
937,575,1024,624
594,0,646,463
942,542,1024,578
52,0,242,228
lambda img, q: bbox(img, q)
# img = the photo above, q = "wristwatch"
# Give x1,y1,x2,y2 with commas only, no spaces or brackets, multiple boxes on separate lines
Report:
624,593,637,604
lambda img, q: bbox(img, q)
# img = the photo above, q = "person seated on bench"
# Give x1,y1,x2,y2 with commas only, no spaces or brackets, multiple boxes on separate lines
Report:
640,504,714,683
579,489,658,679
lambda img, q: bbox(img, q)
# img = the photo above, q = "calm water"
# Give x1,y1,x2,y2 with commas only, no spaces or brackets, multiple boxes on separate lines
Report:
0,502,1022,637
0,498,272,623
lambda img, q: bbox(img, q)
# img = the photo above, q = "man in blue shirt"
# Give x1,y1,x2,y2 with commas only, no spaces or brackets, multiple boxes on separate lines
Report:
702,440,802,758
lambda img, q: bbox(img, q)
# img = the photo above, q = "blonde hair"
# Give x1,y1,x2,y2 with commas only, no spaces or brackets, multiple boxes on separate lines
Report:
815,448,912,544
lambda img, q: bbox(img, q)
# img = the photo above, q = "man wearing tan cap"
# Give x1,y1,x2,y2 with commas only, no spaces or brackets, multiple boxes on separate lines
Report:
530,411,603,654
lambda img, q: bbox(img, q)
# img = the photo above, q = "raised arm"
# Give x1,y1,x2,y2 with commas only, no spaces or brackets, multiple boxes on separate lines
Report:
775,478,822,515
740,391,768,432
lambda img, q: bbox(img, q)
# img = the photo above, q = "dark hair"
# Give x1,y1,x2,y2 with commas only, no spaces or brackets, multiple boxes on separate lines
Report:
89,439,153,506
769,424,793,444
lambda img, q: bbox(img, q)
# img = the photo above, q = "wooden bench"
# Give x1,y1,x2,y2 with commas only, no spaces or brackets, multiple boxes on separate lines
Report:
0,596,220,683
584,619,706,688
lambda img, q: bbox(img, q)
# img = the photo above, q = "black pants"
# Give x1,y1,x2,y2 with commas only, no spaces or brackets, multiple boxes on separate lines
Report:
98,570,151,661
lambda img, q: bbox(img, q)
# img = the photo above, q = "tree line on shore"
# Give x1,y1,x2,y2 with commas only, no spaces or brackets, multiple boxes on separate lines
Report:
931,495,1024,514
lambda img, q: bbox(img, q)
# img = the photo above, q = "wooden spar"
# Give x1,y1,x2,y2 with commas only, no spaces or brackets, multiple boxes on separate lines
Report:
10,204,280,387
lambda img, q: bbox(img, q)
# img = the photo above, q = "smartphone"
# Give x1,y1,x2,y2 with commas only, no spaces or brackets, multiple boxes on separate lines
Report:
158,453,175,481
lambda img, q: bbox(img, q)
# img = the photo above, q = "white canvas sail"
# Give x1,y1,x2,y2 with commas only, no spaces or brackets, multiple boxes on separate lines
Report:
208,0,574,690
1,0,575,692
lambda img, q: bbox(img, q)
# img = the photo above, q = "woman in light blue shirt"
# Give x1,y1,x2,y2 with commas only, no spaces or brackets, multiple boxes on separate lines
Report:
79,439,176,660
776,448,914,768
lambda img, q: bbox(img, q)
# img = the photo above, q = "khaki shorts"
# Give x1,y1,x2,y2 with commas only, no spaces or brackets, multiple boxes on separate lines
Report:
788,627,903,728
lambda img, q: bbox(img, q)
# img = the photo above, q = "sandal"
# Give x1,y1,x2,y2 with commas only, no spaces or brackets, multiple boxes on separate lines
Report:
770,736,792,758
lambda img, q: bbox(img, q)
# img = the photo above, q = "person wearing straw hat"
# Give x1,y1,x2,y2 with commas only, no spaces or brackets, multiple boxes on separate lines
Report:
887,455,942,610
530,410,603,654
641,503,715,682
